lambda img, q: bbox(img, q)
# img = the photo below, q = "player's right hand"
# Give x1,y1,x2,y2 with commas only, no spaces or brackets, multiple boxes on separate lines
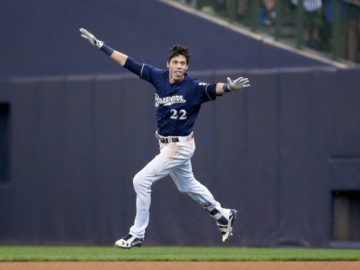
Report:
79,28,104,48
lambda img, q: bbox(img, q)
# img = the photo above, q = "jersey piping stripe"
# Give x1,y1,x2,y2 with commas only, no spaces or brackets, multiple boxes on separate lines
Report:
140,64,145,79
205,85,214,101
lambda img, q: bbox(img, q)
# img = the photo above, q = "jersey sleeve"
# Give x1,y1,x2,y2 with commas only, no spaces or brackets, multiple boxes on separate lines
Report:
124,57,163,85
194,81,217,104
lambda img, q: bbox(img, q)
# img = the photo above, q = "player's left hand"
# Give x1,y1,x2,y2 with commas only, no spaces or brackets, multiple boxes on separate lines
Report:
227,76,250,91
79,28,104,48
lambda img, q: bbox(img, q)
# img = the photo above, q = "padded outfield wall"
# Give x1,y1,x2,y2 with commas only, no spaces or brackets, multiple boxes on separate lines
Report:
1,0,359,247
1,67,360,247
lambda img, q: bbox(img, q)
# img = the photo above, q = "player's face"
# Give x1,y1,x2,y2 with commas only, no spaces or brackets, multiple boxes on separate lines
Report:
167,55,188,84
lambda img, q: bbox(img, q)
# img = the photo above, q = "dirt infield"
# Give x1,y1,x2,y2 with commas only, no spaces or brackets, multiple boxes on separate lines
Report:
1,261,360,270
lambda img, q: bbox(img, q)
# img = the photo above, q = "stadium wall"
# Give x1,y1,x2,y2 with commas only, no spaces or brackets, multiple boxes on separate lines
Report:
1,0,359,247
1,67,360,247
0,0,329,78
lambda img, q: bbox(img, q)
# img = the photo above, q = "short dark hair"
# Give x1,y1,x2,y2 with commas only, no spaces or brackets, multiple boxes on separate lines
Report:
167,44,191,64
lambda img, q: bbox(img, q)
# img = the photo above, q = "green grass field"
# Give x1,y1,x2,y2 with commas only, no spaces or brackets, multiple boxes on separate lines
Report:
0,246,360,262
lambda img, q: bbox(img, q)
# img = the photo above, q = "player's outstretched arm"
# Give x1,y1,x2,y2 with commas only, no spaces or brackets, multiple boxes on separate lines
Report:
79,28,128,66
215,76,250,95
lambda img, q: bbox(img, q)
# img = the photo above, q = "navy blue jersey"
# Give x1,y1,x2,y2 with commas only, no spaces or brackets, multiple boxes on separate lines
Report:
124,57,217,136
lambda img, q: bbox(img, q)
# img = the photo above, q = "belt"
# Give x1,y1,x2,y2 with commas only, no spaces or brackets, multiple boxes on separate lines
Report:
156,131,193,144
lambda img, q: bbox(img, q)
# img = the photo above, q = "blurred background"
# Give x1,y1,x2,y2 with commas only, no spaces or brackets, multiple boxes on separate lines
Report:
177,0,360,64
0,0,359,248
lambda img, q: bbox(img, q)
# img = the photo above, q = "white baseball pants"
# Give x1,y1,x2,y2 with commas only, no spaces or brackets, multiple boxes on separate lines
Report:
129,133,222,239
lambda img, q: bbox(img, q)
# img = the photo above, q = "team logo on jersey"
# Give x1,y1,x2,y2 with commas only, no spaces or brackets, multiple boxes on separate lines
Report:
198,82,209,86
155,94,186,107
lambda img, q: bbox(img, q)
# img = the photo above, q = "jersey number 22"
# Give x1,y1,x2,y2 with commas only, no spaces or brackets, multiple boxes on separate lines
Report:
170,109,187,120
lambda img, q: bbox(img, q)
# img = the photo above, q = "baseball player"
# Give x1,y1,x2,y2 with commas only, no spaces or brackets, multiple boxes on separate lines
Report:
80,28,250,249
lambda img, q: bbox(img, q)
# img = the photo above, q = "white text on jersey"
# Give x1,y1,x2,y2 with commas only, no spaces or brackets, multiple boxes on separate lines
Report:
155,94,186,107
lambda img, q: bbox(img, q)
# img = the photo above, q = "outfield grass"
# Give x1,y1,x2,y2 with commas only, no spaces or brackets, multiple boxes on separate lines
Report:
0,246,360,261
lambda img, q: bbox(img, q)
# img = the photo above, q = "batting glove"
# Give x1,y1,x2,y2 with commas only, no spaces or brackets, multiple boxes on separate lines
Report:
79,28,104,48
226,76,250,91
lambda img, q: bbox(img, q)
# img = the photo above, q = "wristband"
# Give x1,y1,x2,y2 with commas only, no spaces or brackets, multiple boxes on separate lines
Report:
223,83,231,93
100,44,114,56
